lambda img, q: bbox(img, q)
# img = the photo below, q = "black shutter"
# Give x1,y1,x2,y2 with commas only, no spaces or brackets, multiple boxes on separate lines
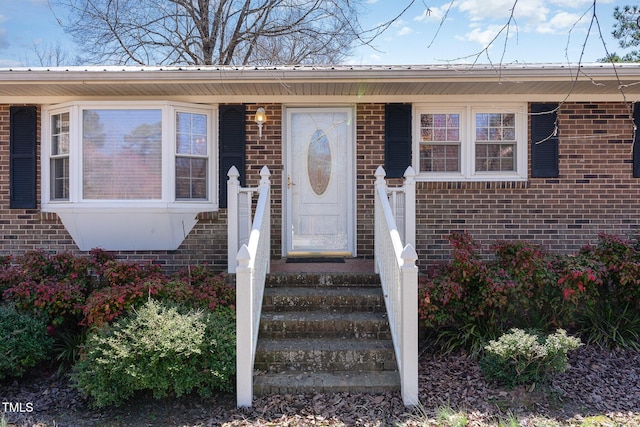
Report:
633,103,640,178
531,103,559,178
219,105,246,208
385,103,412,178
10,106,38,209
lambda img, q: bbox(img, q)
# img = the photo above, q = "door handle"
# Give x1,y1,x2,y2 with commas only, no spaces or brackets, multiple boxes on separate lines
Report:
287,175,296,189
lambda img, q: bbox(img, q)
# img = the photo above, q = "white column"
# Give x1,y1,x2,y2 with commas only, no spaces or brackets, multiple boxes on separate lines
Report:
227,166,240,274
259,166,271,274
236,244,253,407
374,166,387,275
400,243,419,407
403,166,416,249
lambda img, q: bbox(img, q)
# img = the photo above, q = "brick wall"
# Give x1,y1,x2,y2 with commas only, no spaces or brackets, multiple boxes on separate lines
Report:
356,104,386,257
243,104,283,258
414,102,639,270
2,101,637,273
0,105,228,273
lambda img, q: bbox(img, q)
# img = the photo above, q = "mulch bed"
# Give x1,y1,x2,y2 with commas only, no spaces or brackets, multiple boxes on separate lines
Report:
1,346,639,426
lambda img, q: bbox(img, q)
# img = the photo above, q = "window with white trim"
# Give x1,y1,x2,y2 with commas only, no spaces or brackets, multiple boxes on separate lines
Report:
43,102,217,206
175,111,208,200
50,112,70,200
415,103,527,181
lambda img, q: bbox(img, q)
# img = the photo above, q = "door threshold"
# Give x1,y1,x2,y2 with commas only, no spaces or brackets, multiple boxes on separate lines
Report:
286,251,352,258
286,257,345,264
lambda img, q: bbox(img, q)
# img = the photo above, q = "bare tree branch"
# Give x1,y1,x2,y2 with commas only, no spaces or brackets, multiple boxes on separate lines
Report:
54,0,365,66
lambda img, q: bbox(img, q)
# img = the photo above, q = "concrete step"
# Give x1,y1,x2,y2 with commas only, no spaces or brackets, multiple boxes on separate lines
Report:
254,272,399,396
262,286,385,312
253,371,400,395
259,311,392,339
266,273,380,287
254,338,397,373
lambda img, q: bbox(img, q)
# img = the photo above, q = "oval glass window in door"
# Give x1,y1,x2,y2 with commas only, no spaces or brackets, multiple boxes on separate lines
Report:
307,129,332,196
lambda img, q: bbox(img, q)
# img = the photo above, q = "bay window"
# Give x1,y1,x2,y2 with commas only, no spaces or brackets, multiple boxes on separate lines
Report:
41,101,217,251
415,103,527,181
82,109,163,200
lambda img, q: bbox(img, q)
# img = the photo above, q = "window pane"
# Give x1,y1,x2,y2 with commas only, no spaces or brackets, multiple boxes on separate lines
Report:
474,112,517,172
420,143,460,172
476,112,516,142
176,157,207,199
83,109,162,200
176,112,207,156
421,113,460,142
503,127,515,140
51,112,69,155
476,127,489,141
175,111,209,200
51,158,69,200
420,112,461,173
475,143,516,172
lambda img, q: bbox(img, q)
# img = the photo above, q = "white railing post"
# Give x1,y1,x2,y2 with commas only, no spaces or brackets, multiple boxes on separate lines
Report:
234,166,271,409
374,165,419,408
403,166,416,249
236,245,253,407
374,166,387,275
259,166,271,275
227,166,240,274
400,244,419,407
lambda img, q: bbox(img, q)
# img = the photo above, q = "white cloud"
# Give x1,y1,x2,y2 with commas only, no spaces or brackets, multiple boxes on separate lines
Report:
414,6,448,23
549,0,613,7
458,24,509,46
457,0,549,25
452,0,603,41
397,26,414,36
537,11,583,34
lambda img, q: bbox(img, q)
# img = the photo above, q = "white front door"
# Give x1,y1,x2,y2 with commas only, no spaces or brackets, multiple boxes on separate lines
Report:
285,107,354,256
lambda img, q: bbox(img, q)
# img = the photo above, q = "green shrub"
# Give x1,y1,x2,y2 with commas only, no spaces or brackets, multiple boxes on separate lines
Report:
418,232,640,354
480,328,581,387
0,305,54,380
72,300,235,408
492,240,565,329
577,302,640,351
2,251,93,326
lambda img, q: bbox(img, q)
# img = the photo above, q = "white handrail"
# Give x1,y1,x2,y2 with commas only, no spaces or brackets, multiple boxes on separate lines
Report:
232,166,271,408
374,165,419,407
227,166,261,274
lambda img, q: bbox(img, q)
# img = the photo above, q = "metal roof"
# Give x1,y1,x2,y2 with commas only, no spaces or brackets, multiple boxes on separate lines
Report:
1,63,639,103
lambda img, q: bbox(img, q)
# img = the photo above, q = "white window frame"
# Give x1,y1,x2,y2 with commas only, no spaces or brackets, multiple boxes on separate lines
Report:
413,103,527,181
42,101,218,210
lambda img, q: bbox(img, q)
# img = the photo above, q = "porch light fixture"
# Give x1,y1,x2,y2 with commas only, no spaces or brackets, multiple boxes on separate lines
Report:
254,107,267,138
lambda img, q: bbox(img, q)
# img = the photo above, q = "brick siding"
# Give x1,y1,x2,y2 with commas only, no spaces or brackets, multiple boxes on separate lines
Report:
1,101,637,273
414,102,639,270
0,105,228,273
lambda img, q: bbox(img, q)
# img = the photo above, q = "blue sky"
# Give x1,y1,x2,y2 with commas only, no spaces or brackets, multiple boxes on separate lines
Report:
0,0,633,67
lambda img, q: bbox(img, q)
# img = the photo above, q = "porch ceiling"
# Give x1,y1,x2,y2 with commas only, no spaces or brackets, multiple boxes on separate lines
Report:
1,64,640,102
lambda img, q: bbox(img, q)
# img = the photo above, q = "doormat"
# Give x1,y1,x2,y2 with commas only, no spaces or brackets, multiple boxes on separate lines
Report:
286,257,345,264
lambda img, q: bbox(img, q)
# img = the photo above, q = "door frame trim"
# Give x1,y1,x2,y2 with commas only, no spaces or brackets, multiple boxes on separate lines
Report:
282,105,356,257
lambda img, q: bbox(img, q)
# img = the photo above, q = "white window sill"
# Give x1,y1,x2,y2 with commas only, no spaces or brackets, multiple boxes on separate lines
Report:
42,203,217,251
414,173,528,182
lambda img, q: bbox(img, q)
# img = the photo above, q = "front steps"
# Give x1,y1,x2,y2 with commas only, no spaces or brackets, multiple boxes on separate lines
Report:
253,273,400,395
